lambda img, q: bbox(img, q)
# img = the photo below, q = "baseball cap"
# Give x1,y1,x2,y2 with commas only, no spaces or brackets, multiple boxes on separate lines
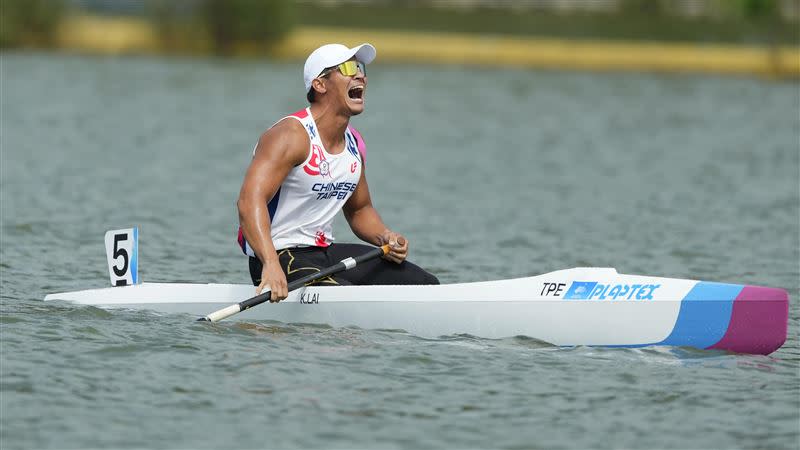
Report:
303,43,376,93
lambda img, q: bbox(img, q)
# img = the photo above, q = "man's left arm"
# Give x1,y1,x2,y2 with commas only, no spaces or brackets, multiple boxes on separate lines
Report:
343,170,407,263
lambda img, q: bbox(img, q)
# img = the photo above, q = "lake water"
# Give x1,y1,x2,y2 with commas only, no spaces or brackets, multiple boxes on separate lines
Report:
1,52,798,449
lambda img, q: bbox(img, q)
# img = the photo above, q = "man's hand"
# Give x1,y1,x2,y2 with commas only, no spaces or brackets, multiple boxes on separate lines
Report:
257,259,288,302
379,230,408,264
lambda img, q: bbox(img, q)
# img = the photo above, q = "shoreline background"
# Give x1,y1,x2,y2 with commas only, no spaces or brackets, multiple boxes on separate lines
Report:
55,14,800,78
3,0,800,78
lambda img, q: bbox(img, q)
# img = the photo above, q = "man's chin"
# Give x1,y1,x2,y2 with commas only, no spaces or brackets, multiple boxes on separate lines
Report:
347,102,365,116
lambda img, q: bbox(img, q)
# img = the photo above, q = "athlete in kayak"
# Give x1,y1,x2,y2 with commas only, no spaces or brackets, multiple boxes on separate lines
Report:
237,43,439,301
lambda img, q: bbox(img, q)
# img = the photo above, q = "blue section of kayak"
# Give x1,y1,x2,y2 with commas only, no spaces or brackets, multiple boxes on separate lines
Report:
656,282,742,349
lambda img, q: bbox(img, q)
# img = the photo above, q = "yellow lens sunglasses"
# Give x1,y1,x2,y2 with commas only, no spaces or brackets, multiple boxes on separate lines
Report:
321,60,366,78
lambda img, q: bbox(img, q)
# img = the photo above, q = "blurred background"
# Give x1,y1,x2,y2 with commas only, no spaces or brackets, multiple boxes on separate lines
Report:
2,0,799,76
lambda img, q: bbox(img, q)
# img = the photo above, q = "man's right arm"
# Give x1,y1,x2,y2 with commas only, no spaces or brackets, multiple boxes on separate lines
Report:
237,119,308,301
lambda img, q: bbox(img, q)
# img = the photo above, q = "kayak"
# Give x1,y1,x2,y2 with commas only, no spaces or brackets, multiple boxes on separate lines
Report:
44,266,789,355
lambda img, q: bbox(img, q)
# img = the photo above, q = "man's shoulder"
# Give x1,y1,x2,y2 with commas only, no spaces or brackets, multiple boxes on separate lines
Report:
267,115,307,136
256,116,309,163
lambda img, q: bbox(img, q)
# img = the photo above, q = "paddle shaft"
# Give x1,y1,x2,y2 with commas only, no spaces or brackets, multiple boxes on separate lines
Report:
199,245,390,322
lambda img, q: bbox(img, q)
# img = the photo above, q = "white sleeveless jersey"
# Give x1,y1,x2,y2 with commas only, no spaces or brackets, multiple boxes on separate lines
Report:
238,107,365,255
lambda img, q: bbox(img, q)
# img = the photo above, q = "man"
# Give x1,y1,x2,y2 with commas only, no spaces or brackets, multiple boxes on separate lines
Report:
237,43,439,301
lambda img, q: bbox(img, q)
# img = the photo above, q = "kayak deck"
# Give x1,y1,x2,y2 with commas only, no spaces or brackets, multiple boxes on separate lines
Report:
44,268,789,355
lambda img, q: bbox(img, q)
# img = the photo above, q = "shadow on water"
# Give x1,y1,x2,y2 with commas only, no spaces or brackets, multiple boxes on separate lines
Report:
21,298,792,373
233,320,301,336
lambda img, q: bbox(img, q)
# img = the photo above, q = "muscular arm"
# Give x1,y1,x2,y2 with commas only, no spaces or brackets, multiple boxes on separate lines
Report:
343,167,408,263
237,119,308,298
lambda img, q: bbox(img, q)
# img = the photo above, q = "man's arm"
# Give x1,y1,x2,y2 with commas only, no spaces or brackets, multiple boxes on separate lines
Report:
343,168,408,264
237,119,308,300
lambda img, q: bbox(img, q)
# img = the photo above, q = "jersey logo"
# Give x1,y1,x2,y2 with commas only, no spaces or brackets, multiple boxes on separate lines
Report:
315,231,329,247
303,144,329,177
305,123,317,139
350,162,358,173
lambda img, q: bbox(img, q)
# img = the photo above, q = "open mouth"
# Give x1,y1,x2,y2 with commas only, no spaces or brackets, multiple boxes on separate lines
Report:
348,86,364,100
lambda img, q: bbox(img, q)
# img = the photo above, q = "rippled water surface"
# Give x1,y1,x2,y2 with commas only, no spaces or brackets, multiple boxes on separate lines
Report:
2,53,798,449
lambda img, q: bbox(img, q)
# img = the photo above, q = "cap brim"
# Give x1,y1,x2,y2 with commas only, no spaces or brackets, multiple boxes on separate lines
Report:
352,43,376,65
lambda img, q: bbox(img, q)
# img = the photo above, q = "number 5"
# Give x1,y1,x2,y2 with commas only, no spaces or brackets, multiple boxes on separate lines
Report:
112,233,129,277
105,227,138,287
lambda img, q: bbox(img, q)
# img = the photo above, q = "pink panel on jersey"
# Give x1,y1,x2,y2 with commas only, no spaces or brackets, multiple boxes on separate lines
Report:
291,108,309,119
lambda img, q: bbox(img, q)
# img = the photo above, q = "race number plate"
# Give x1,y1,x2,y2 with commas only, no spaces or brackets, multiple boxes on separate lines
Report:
104,227,139,287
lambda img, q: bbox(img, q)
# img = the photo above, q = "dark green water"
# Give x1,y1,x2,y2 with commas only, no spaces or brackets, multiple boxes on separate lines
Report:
1,52,798,449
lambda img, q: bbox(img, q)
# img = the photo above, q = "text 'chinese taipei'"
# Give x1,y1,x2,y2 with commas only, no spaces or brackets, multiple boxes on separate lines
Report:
312,182,357,200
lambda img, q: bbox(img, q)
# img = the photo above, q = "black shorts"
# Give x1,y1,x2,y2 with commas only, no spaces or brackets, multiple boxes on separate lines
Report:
248,243,439,287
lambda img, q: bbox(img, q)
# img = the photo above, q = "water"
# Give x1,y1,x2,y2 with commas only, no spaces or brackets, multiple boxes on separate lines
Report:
1,52,798,449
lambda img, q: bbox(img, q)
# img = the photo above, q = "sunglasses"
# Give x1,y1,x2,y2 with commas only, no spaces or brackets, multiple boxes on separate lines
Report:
320,60,366,78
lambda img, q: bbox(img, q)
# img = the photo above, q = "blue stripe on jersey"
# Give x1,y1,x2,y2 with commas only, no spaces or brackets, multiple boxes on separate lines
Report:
268,187,281,220
345,131,359,159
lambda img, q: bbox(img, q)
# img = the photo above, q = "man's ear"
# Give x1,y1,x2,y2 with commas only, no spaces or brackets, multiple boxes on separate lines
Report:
312,78,327,96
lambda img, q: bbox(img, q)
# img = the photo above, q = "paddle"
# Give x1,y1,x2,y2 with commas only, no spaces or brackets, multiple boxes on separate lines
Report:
197,244,390,322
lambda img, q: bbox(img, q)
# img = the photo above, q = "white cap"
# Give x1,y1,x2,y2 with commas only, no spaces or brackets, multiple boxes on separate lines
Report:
303,43,376,93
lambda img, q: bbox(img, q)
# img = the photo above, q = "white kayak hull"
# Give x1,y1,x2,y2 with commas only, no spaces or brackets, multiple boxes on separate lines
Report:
44,267,789,355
